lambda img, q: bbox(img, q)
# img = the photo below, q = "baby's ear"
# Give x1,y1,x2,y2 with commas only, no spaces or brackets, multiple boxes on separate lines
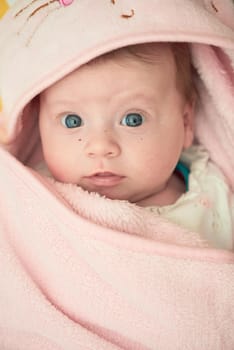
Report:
183,94,196,149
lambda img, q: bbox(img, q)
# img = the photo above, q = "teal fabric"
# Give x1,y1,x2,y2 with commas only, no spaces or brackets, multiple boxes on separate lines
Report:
175,161,190,191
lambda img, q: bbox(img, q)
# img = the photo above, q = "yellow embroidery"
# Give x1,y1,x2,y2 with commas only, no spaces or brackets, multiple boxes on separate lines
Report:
0,0,9,19
0,96,3,112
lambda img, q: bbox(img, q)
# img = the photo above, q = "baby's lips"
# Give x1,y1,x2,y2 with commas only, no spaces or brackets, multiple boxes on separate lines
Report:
59,0,74,6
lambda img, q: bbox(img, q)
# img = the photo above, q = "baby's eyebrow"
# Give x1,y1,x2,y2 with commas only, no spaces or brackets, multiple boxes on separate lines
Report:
118,91,157,103
42,97,78,109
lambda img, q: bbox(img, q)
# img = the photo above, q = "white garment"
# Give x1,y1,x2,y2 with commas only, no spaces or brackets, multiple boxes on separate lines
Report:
146,145,233,250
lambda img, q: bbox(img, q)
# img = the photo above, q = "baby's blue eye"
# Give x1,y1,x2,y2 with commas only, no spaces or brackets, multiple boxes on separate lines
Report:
61,114,83,128
121,113,144,127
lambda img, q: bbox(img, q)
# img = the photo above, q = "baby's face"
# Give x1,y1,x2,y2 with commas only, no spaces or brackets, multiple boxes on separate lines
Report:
39,46,194,205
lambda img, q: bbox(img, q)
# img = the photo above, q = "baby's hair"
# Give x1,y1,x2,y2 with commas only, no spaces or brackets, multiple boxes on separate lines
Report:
170,42,196,102
89,42,195,103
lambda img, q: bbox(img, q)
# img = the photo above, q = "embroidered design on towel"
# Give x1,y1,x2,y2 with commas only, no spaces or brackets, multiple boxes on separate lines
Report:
110,0,135,19
14,0,74,46
210,1,219,12
121,8,135,19
0,96,3,112
59,0,74,5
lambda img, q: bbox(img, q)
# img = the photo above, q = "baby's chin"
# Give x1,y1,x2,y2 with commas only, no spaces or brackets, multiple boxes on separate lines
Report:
82,186,130,201
79,185,160,205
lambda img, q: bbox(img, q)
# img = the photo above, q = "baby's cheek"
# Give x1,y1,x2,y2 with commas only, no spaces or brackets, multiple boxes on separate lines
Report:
146,151,177,178
49,163,73,183
43,150,70,182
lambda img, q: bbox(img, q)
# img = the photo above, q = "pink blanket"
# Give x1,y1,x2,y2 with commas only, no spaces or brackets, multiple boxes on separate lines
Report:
0,0,234,349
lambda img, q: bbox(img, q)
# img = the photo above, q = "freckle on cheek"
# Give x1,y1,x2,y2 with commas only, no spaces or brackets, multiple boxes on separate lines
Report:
78,138,82,142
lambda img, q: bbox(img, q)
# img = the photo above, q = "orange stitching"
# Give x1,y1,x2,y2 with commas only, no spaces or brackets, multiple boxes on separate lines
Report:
211,1,218,12
0,96,3,112
15,0,58,19
15,0,39,17
15,0,60,46
28,0,57,18
121,8,134,19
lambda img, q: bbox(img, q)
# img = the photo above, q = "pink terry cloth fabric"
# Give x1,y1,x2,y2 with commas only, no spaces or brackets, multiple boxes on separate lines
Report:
0,0,234,349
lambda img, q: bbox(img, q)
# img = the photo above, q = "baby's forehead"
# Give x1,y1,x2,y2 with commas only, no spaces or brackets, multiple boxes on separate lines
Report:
89,42,175,66
40,43,176,99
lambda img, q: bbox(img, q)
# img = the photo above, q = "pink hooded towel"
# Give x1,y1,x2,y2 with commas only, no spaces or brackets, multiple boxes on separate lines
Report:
0,0,234,349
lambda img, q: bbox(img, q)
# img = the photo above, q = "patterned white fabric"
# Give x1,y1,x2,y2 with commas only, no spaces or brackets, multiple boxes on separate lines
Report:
147,146,233,250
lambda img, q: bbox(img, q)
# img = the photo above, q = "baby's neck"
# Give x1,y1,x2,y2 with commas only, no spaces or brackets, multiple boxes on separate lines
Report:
136,173,185,207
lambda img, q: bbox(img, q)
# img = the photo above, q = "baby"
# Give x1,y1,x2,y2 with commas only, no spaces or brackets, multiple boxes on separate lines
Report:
38,42,233,249
1,1,234,347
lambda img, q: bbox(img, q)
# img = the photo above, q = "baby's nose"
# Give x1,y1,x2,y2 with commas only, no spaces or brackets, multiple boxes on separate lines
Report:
85,132,121,158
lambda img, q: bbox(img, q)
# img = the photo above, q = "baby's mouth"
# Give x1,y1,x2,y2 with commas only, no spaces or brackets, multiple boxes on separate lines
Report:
84,172,125,187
